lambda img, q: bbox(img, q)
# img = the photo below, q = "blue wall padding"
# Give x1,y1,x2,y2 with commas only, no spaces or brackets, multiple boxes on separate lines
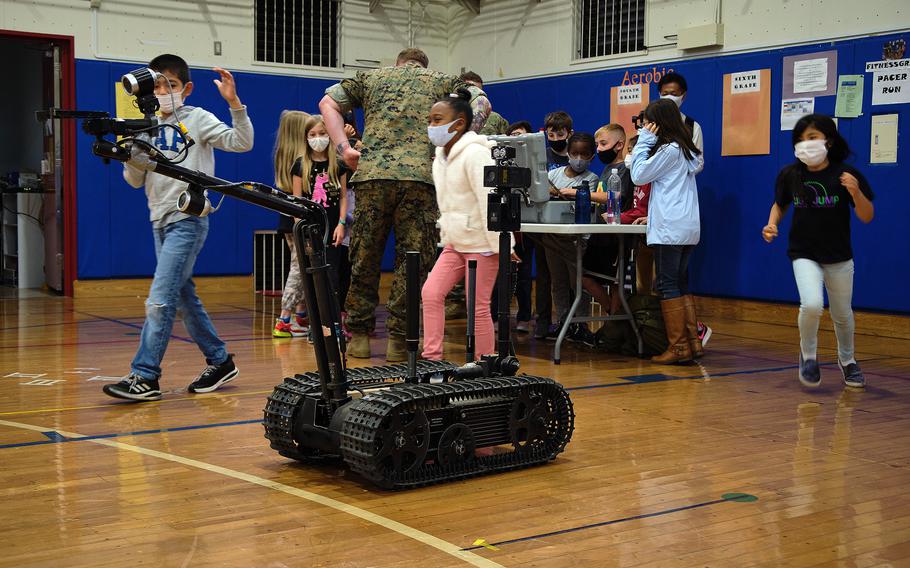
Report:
486,33,908,313
75,32,907,312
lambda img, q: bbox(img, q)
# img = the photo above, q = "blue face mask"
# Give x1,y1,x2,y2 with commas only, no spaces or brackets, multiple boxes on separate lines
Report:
569,157,592,172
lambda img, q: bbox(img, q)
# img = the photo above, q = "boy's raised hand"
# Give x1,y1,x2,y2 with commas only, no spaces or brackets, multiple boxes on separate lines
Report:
213,67,243,110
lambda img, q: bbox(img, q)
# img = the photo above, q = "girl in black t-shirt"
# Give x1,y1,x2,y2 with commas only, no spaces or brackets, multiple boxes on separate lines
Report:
762,114,874,390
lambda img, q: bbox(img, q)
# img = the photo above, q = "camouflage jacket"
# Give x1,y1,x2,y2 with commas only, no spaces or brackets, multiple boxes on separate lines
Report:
326,62,466,185
480,111,510,136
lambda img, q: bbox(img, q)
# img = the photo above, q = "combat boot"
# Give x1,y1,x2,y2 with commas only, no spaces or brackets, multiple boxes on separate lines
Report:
386,334,407,362
348,334,371,359
652,297,693,364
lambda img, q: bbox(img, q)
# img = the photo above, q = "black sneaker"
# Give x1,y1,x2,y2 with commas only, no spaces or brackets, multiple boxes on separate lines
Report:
840,361,865,389
545,323,561,342
798,354,821,388
566,323,596,347
188,354,239,393
533,320,551,340
103,373,162,401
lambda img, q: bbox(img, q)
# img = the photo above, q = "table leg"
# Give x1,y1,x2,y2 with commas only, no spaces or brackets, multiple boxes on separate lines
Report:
615,234,643,356
554,235,584,365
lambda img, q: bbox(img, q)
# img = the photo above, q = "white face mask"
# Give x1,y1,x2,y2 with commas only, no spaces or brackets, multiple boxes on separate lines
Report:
156,89,184,114
624,154,633,168
308,136,330,153
794,139,828,166
661,94,684,108
428,120,460,147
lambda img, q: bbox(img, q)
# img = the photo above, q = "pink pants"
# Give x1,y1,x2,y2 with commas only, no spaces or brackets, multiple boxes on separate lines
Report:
421,247,500,361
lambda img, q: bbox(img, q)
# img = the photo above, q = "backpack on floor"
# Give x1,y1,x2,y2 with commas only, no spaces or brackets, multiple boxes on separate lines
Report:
594,294,668,357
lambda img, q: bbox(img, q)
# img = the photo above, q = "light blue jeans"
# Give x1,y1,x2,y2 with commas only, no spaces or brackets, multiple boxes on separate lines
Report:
131,217,227,380
792,258,855,364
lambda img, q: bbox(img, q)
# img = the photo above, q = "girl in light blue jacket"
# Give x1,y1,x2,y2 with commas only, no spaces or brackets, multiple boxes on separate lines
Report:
630,98,703,364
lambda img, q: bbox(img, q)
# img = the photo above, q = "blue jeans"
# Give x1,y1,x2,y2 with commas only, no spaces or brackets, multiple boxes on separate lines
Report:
654,244,694,300
131,217,227,380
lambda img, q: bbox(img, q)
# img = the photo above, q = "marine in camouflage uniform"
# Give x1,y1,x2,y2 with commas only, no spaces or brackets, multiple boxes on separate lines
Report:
480,111,510,136
320,50,482,353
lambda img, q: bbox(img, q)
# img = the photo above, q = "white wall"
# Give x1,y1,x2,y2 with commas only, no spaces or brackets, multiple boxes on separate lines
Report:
0,0,451,77
447,0,910,83
1,0,906,81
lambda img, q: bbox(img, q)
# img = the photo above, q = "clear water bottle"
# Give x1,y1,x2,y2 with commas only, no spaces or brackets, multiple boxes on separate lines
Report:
606,168,621,224
575,181,591,224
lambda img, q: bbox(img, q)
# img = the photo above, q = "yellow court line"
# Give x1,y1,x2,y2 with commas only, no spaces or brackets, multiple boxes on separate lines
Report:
0,389,275,417
0,418,503,568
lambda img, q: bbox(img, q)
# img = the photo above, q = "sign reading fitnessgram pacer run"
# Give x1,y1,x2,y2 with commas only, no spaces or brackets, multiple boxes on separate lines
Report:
866,58,910,105
722,69,771,156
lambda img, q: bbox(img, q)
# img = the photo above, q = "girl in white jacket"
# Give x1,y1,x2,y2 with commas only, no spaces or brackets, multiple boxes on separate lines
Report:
421,89,501,360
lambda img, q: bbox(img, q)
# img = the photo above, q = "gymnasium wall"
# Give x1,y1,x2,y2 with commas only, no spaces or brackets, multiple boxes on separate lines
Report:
483,31,909,313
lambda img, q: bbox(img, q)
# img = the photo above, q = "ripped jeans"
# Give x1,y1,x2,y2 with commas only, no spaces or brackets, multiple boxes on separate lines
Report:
131,216,228,380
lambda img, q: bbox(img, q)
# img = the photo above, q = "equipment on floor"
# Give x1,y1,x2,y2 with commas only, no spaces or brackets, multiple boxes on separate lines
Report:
40,74,574,489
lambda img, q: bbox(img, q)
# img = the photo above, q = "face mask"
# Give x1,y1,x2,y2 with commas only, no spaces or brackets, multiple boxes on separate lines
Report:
794,139,828,166
156,89,184,114
428,120,460,147
661,94,684,108
568,158,591,172
624,154,633,168
308,136,330,152
597,144,620,165
550,138,568,152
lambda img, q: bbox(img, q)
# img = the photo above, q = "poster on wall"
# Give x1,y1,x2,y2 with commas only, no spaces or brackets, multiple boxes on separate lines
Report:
780,98,814,131
865,59,910,105
722,69,771,156
834,75,864,118
609,83,649,133
783,50,837,98
870,114,898,164
115,83,145,119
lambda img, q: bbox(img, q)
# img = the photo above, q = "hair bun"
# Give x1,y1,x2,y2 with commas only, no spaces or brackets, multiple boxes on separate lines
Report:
452,87,472,102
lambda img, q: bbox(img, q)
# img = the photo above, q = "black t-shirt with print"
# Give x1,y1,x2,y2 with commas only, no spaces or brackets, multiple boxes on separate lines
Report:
278,158,349,234
774,162,874,264
546,147,569,171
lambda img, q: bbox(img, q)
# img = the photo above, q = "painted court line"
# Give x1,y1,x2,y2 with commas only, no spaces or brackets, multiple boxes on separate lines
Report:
0,418,262,450
0,418,503,568
461,493,758,551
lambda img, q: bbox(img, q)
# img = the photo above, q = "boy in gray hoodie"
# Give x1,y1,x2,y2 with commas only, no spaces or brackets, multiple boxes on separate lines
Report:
103,54,254,401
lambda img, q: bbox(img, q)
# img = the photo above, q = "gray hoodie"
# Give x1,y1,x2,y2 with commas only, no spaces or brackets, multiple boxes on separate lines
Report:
123,105,254,227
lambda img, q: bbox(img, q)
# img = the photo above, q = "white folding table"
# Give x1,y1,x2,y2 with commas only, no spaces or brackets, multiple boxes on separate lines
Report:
520,223,648,364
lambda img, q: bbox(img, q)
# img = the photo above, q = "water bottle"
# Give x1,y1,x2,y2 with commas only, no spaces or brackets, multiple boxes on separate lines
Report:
575,180,591,224
606,168,621,224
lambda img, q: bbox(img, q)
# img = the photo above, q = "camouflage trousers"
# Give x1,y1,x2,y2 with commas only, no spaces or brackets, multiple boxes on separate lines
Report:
347,180,439,336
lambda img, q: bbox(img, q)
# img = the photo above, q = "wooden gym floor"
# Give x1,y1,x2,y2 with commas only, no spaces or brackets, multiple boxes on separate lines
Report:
1,277,909,568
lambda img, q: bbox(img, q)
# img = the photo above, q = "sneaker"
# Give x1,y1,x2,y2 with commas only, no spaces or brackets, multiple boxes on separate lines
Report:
103,373,162,402
188,354,239,393
798,354,821,388
566,323,596,347
273,319,293,338
289,317,309,338
515,320,530,333
697,321,713,347
840,361,865,389
533,321,551,340
545,323,561,342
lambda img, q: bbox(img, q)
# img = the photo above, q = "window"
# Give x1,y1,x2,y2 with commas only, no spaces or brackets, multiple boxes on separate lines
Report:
575,0,646,60
255,0,340,68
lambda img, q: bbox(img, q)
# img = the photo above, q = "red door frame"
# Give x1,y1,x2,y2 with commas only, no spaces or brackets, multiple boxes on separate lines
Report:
1,29,77,296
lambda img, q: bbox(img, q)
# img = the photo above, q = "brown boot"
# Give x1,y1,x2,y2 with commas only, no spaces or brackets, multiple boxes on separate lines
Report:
683,295,704,359
348,334,371,359
652,297,693,364
386,334,407,362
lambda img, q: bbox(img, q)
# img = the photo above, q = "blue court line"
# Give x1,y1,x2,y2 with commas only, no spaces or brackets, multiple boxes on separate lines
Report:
0,418,262,450
461,495,756,551
75,311,194,343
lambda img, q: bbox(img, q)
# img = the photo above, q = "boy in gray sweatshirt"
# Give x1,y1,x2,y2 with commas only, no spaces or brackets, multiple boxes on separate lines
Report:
104,54,254,401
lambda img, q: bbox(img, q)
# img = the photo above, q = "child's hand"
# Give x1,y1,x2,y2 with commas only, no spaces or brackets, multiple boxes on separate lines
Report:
510,251,522,263
332,224,346,247
632,216,648,225
213,67,242,109
644,122,660,135
840,172,860,196
762,224,778,243
559,187,577,199
343,124,357,138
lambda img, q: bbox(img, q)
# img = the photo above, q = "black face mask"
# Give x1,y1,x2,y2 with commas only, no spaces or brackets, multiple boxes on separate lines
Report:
550,139,567,152
597,148,618,165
